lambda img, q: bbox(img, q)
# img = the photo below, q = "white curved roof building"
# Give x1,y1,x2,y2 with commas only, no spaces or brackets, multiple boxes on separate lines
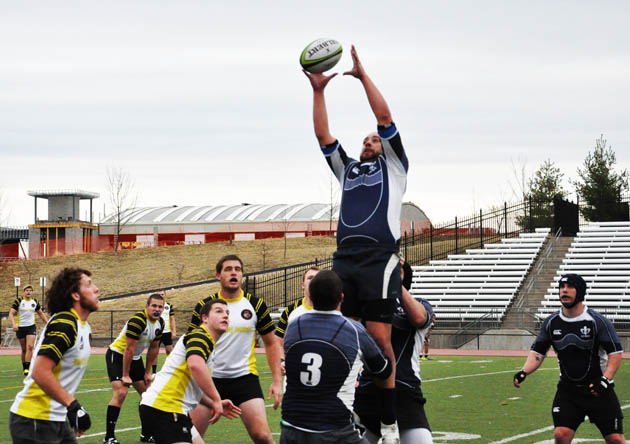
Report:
99,202,430,245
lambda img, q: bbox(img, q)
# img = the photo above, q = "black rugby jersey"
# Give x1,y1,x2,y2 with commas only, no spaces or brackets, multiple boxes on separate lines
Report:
282,311,389,432
531,306,623,385
358,297,434,391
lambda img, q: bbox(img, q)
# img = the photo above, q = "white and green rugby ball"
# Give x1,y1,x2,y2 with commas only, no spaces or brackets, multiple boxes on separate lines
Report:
300,38,343,74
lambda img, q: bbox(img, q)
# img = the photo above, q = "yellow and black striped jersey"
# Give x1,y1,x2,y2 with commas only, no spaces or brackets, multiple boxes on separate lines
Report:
109,309,164,360
160,301,175,333
275,297,313,339
140,325,215,414
11,297,42,327
10,308,91,421
188,290,275,378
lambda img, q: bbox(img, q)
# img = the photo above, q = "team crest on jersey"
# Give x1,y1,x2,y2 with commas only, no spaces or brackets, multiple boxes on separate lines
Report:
553,329,562,335
580,326,591,337
241,309,253,320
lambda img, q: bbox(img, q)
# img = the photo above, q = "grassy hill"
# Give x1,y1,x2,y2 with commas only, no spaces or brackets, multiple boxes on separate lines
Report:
0,235,336,311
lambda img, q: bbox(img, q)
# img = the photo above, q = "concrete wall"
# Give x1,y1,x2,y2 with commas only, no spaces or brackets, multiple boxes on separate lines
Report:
432,330,630,351
28,228,41,259
48,196,80,221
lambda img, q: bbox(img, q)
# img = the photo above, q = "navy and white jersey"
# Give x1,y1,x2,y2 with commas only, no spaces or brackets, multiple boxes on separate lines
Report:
282,311,390,432
531,306,623,386
359,297,434,392
322,123,408,248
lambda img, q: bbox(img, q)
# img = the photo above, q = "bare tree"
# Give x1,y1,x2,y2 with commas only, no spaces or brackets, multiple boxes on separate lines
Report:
106,166,137,252
509,155,529,201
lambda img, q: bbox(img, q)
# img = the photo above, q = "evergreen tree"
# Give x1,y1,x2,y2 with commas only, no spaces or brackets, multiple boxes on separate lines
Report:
517,159,566,229
574,135,629,222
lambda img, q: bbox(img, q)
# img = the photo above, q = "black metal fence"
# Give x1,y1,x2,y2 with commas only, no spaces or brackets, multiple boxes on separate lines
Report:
245,198,552,310
243,257,333,309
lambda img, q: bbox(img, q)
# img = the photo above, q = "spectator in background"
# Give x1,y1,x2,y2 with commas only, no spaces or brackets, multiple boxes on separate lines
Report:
9,284,48,375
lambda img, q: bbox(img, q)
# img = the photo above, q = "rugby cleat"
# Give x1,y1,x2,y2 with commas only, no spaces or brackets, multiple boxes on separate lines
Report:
102,438,121,444
380,421,400,444
139,434,155,443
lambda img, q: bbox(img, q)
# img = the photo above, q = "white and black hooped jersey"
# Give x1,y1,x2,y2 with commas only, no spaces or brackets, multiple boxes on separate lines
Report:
282,311,390,432
531,306,623,385
109,309,164,360
11,297,42,327
359,297,434,392
11,308,91,421
160,302,175,333
141,325,215,414
322,122,408,248
275,297,313,339
188,290,275,378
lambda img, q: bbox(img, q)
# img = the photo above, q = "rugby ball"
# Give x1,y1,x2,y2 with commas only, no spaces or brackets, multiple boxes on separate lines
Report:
300,38,343,74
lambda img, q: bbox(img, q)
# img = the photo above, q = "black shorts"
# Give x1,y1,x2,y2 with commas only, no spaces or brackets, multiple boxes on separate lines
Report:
212,373,264,406
160,332,173,347
105,348,146,383
16,325,37,339
280,422,366,444
139,404,192,444
552,384,624,436
9,412,76,444
333,246,401,323
354,384,431,436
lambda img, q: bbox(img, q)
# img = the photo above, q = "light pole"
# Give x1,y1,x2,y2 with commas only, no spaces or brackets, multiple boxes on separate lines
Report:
39,277,47,311
14,277,21,300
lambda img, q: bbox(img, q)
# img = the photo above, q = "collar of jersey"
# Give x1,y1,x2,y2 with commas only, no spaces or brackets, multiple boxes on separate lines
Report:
302,297,313,310
199,324,216,345
559,304,589,322
69,308,87,326
311,309,341,315
144,308,158,324
217,289,244,302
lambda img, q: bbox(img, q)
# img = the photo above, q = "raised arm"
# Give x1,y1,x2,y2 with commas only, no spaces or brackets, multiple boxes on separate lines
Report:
344,45,392,125
303,70,337,146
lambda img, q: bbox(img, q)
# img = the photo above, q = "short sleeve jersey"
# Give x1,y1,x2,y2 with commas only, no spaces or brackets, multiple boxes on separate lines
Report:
161,302,175,333
282,311,389,432
322,123,408,248
275,297,313,339
11,297,42,327
11,308,91,421
141,325,216,414
531,306,623,385
109,309,164,360
188,290,275,378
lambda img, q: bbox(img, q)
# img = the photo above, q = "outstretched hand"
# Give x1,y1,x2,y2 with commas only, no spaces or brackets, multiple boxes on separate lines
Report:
303,69,338,91
343,45,365,79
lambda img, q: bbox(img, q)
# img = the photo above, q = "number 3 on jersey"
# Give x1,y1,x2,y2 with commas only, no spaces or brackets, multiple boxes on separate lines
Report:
300,352,322,386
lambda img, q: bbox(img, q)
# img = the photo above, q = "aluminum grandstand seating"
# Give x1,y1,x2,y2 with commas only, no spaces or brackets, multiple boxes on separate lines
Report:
538,221,630,321
410,228,550,322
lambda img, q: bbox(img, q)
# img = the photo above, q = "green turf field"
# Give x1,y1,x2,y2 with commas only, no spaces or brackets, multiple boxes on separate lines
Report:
0,353,628,443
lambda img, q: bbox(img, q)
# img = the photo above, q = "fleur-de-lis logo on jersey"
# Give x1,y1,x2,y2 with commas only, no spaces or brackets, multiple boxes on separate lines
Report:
580,325,591,337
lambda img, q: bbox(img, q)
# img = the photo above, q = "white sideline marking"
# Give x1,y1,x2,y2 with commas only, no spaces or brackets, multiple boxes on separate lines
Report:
423,367,557,383
490,404,630,444
508,397,521,400
449,394,462,398
79,426,140,438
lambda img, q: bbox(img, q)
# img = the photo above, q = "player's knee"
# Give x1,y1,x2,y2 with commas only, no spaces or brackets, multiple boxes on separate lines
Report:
604,434,626,444
250,429,274,444
553,427,573,443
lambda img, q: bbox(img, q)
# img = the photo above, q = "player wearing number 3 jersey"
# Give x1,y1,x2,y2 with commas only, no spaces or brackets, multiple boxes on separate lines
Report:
280,270,392,444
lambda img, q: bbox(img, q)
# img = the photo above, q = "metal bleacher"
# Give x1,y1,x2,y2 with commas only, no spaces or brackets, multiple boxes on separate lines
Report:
538,221,630,321
410,228,550,323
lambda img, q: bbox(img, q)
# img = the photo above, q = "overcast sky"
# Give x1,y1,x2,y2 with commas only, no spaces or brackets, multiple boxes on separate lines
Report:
1,1,629,227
